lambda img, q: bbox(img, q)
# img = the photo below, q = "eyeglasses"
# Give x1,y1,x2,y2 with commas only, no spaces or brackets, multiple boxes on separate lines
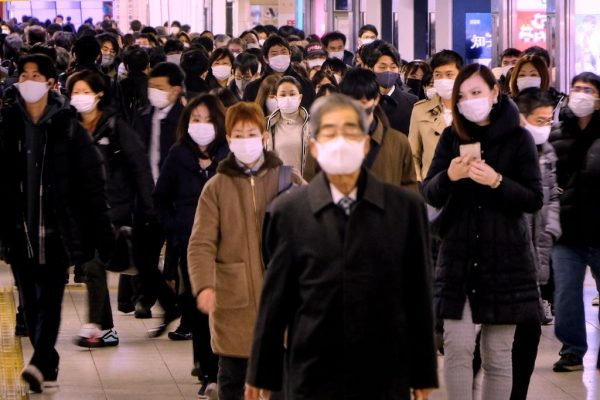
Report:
571,85,599,96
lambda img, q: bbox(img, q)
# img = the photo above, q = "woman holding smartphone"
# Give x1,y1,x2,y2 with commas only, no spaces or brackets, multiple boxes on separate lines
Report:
421,64,543,400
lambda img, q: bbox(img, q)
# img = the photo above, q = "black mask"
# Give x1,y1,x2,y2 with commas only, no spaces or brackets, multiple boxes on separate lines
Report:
406,78,422,96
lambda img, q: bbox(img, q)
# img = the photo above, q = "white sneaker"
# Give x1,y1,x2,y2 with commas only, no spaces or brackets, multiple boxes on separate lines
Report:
75,324,119,348
592,295,599,306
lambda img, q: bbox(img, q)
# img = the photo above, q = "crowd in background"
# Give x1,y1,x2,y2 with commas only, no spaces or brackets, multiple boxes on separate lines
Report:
0,11,599,400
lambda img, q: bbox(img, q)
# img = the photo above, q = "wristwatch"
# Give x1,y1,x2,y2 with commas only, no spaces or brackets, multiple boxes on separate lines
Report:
491,174,503,189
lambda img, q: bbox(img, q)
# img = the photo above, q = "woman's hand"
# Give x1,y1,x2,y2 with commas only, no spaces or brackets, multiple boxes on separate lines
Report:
196,288,216,314
245,385,271,400
413,388,434,400
447,155,473,181
469,160,499,187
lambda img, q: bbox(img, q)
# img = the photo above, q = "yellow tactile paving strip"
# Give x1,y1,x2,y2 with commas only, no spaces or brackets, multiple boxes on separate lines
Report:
0,287,27,400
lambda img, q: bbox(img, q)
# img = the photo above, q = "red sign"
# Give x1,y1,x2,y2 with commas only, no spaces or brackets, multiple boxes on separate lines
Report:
515,11,547,50
287,20,296,26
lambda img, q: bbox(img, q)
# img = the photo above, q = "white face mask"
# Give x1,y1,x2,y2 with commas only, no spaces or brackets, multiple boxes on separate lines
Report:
334,74,342,84
148,88,172,109
525,122,551,145
101,54,115,67
166,53,181,65
458,97,493,124
569,92,597,117
212,65,231,80
70,94,98,113
277,96,301,114
247,43,260,50
268,54,290,73
118,62,128,79
425,87,437,100
229,137,264,165
433,79,454,100
517,76,542,91
188,122,215,146
501,65,513,77
17,80,49,104
330,51,344,61
170,27,180,35
361,38,375,46
266,98,279,114
307,58,325,69
258,39,265,47
315,136,366,175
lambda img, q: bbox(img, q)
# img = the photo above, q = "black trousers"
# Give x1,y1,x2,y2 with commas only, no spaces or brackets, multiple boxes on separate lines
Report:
82,259,113,330
172,237,218,382
132,223,178,317
511,320,541,400
12,243,69,380
218,356,248,400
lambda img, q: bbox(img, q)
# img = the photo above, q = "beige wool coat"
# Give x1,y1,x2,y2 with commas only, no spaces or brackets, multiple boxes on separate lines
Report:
187,151,303,358
407,95,448,181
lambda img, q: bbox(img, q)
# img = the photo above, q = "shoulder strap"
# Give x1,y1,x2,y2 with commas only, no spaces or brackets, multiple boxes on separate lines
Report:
278,165,293,194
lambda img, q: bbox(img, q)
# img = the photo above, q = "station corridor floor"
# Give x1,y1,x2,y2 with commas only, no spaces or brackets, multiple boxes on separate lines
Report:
0,262,598,400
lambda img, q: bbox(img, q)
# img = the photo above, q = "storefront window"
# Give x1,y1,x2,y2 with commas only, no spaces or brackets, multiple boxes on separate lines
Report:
574,0,600,74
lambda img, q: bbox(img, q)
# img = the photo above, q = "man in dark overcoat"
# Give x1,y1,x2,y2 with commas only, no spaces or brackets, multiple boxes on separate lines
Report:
245,93,438,400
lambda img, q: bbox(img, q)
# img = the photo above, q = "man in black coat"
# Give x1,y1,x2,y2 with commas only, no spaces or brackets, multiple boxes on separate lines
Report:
242,35,315,109
0,54,114,393
130,61,183,328
364,41,418,134
245,94,438,400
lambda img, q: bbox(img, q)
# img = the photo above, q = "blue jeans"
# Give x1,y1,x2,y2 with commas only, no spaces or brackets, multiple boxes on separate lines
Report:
552,244,600,358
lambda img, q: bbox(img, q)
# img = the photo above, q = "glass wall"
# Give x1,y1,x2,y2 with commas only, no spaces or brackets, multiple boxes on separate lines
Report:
7,0,109,27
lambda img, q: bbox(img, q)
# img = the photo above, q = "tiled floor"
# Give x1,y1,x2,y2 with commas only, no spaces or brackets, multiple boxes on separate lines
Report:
1,262,599,400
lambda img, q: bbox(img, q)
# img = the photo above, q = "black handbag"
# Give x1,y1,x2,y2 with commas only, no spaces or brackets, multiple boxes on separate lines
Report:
105,226,138,275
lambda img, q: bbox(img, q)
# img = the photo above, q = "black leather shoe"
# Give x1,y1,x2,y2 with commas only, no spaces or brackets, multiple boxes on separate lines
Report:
168,328,192,341
147,311,180,338
134,303,152,319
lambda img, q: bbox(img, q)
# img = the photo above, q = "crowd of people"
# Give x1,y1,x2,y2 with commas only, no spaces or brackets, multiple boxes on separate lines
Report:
0,12,598,400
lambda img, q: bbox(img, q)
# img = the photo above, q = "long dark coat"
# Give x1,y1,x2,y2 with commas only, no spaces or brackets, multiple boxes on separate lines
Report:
247,170,438,400
421,95,543,324
549,109,600,247
0,93,114,265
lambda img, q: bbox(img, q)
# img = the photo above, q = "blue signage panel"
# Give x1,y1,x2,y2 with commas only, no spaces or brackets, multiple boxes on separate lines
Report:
465,13,493,65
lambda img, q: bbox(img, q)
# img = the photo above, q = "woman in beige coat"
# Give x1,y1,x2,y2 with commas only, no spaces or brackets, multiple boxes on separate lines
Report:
187,101,302,400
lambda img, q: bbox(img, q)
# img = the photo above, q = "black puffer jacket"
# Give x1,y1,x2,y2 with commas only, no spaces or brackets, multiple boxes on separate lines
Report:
0,92,114,265
549,109,600,246
422,95,543,324
91,110,155,227
153,140,229,240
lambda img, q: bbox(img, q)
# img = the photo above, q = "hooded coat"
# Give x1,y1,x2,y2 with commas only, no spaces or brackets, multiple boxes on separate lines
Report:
187,151,303,357
421,94,543,324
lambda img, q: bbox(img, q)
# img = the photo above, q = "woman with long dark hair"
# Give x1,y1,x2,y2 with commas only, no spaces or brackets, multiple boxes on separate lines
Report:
153,94,229,398
422,64,543,400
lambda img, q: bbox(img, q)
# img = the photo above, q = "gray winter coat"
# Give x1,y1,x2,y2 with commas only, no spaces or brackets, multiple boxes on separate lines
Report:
528,142,561,285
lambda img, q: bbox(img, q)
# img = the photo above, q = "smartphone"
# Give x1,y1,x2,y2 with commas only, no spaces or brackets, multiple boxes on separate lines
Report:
459,143,482,161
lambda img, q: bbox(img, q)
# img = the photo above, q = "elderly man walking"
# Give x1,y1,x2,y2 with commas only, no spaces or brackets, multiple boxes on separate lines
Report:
245,93,438,400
